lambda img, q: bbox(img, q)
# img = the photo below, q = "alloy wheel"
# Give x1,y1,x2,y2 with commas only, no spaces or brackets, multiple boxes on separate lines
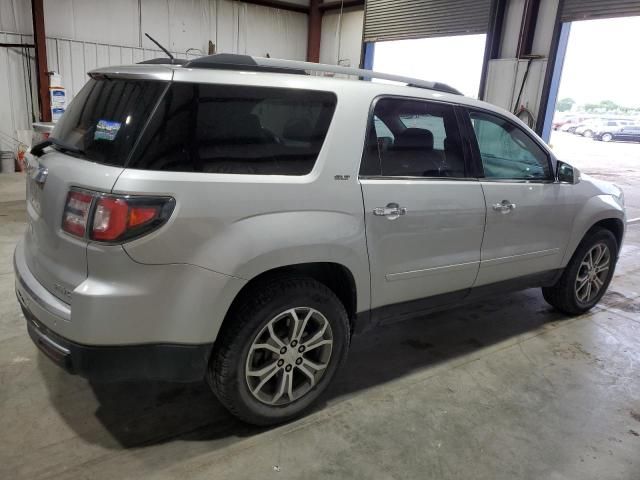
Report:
575,243,610,305
245,307,333,406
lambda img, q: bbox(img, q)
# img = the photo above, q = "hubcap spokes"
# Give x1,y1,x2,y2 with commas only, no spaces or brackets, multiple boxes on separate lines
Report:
575,243,610,304
245,307,333,406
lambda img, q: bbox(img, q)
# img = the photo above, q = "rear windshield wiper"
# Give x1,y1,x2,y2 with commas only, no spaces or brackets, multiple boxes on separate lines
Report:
49,137,87,157
30,139,52,157
30,138,86,157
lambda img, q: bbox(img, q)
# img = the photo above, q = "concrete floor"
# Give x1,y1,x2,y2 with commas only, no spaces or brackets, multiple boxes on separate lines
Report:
1,157,640,479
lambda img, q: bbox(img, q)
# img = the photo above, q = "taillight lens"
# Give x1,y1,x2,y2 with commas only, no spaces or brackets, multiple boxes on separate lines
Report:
92,197,129,241
62,188,174,243
62,190,93,237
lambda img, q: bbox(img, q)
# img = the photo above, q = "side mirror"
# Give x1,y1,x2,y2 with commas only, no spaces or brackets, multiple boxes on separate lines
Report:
556,161,580,184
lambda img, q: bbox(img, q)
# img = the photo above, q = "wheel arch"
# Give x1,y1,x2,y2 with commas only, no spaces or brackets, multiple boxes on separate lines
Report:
219,262,360,338
563,207,625,267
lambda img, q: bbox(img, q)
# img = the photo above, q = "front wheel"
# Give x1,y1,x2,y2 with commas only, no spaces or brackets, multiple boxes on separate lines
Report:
542,228,618,315
208,277,350,426
583,129,593,138
601,133,614,142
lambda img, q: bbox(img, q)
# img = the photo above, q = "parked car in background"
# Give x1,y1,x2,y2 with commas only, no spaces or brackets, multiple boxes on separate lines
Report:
578,120,634,138
593,125,640,142
561,117,594,133
552,115,577,131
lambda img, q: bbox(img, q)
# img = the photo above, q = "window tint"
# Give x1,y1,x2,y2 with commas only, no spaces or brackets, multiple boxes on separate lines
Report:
130,83,336,175
361,98,466,178
470,111,551,180
50,79,167,166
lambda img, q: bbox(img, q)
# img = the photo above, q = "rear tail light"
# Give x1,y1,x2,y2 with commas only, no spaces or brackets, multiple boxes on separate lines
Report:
62,191,93,237
62,188,175,243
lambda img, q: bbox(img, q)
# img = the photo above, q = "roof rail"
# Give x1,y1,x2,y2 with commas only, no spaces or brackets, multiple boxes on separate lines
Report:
138,57,188,65
184,54,306,75
257,57,462,95
182,53,462,95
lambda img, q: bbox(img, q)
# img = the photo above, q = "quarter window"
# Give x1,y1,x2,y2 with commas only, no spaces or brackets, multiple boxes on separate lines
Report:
361,98,466,178
130,84,337,175
470,111,551,181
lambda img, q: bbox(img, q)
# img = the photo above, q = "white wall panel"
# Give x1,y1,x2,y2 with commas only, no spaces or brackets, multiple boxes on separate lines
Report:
241,3,307,59
43,0,308,58
0,32,37,151
320,9,363,67
0,0,32,34
44,0,140,47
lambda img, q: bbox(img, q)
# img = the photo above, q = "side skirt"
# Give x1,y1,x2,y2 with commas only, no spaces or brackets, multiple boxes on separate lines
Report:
353,269,563,335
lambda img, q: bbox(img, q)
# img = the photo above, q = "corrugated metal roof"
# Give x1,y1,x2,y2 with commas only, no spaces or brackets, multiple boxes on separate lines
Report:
364,0,492,42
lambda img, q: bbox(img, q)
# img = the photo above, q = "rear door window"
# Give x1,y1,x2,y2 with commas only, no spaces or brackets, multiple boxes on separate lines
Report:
360,97,466,178
130,83,337,175
50,78,167,166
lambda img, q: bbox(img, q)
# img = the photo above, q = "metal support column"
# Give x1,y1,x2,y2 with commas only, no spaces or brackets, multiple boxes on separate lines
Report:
540,22,571,142
31,0,50,122
307,0,321,62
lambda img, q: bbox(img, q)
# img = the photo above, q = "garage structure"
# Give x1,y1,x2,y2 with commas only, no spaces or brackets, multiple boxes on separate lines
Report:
4,0,640,153
1,1,640,479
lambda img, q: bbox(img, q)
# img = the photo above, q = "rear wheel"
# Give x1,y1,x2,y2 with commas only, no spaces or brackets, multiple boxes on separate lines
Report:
208,277,350,426
542,228,617,315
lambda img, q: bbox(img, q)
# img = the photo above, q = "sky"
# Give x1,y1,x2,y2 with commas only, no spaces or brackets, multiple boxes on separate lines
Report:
557,16,640,108
372,34,487,98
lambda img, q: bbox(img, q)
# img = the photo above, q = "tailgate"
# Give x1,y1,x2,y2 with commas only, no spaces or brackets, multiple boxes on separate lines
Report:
24,151,123,303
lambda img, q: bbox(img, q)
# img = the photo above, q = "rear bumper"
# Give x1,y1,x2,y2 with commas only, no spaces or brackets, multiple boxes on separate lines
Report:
22,305,211,382
14,240,216,382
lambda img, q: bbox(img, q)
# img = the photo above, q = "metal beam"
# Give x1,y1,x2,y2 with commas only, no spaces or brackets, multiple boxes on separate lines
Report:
307,0,321,62
516,0,542,58
0,43,35,48
320,0,365,11
236,0,308,14
31,0,51,122
535,0,569,140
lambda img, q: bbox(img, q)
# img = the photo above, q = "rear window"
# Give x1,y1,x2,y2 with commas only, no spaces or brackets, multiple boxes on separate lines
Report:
129,83,337,175
50,78,167,166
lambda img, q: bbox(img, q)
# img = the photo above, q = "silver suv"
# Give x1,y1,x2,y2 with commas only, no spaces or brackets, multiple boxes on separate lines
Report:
15,55,626,425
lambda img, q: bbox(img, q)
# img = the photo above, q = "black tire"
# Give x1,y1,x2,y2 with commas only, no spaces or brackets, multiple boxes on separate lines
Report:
208,277,350,426
583,129,593,138
542,228,618,315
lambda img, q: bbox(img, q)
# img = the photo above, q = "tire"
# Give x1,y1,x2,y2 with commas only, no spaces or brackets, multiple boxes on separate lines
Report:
583,129,593,138
542,228,618,315
602,133,613,142
208,277,350,426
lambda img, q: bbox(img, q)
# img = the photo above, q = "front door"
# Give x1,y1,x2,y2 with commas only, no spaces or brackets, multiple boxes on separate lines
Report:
359,97,486,317
465,109,577,286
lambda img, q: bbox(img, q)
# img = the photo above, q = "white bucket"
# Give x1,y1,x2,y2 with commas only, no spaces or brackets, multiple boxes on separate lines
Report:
1,152,15,173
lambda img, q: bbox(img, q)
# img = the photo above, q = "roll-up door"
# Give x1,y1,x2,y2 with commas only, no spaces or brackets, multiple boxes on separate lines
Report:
363,0,493,43
561,0,640,22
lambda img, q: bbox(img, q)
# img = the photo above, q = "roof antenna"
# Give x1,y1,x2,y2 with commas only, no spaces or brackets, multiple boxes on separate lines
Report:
144,33,175,62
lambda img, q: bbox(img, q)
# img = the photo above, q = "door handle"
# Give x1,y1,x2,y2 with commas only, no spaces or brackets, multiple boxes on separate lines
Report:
492,200,516,213
373,202,407,220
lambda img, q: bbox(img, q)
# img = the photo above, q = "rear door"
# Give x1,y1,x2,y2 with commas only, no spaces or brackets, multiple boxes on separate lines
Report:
463,108,577,286
23,75,168,302
359,97,486,316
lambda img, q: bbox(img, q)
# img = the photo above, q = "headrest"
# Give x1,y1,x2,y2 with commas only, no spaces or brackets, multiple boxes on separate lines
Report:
394,128,434,151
